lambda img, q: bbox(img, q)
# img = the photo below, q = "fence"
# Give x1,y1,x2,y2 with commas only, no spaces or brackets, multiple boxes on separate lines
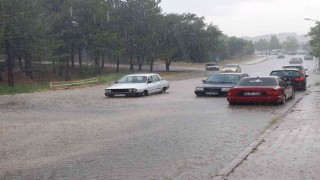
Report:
50,78,99,88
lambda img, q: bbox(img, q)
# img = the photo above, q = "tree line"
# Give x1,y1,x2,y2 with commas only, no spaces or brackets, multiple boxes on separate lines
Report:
1,0,255,86
253,35,316,55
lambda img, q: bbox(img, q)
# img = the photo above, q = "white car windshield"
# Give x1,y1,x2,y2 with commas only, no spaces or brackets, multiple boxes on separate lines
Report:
118,76,148,83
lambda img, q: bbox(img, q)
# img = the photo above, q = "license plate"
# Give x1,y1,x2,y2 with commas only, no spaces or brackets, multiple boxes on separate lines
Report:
244,92,261,96
114,94,126,97
206,92,218,95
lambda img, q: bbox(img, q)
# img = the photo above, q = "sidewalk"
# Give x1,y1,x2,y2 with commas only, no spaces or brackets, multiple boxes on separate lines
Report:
214,85,320,180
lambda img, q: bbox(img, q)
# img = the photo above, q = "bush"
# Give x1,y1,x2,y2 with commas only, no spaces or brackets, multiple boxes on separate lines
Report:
78,64,101,79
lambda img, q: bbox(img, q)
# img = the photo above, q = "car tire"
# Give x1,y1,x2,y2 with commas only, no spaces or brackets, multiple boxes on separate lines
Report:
279,95,286,105
291,90,295,99
142,90,148,96
229,101,236,106
161,87,166,93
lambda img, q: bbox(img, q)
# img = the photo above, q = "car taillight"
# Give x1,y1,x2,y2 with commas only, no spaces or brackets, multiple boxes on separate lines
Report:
294,77,305,81
227,89,238,97
266,90,279,96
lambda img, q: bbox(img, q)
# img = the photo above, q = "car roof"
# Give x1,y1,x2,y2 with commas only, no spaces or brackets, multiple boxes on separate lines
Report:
283,65,303,67
242,76,277,79
218,73,246,75
126,73,159,77
271,68,300,72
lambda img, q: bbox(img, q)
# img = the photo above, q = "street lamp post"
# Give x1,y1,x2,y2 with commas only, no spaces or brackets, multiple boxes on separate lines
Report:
305,18,320,71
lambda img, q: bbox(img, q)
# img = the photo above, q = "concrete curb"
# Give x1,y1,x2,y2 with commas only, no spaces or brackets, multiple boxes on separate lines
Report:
213,87,313,179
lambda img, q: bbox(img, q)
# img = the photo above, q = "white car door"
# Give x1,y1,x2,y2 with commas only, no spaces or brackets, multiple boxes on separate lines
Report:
146,76,157,93
152,75,162,92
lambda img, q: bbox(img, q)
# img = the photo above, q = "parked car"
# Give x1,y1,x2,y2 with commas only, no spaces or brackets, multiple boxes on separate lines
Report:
195,73,249,96
270,69,308,91
277,54,285,59
227,76,295,105
221,64,241,73
205,63,220,71
289,58,302,64
304,55,314,60
282,65,307,75
105,73,170,97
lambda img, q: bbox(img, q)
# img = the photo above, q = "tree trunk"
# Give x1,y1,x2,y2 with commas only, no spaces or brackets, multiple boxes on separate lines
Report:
95,54,99,66
149,58,154,72
71,46,75,68
116,53,120,73
52,59,56,74
101,52,105,69
5,40,14,86
18,56,23,71
129,51,134,73
165,58,171,72
24,53,33,79
137,54,142,71
65,57,70,81
78,48,82,67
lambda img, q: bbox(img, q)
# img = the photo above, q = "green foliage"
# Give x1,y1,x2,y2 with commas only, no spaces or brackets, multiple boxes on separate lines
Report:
308,22,320,57
254,39,268,52
227,36,253,58
283,36,299,53
97,73,126,84
78,64,102,79
0,83,50,95
269,36,282,51
1,0,255,87
0,72,126,95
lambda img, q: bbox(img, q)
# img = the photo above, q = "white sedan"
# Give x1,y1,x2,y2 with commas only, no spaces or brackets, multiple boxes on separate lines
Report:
105,73,170,97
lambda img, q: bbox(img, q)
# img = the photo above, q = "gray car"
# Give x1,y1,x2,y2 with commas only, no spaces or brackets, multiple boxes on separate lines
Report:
194,73,249,96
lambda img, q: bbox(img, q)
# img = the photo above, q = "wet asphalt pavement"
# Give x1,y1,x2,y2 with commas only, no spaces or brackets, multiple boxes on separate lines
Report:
0,56,319,179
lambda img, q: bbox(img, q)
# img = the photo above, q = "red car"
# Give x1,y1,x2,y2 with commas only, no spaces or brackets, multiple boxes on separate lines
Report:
227,76,295,105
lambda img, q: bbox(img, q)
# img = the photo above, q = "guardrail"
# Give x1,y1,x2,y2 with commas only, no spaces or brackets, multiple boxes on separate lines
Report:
50,78,99,88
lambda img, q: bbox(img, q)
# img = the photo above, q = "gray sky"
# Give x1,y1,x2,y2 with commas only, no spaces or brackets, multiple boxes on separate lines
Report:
160,0,320,37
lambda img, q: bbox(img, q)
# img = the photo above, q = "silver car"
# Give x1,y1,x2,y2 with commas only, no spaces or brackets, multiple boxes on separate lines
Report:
105,73,170,97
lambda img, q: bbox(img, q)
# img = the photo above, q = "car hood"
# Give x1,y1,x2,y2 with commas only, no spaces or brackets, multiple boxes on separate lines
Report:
197,83,236,88
106,83,146,90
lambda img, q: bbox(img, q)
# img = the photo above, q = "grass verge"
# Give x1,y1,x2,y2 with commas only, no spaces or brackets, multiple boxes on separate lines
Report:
0,73,126,95
267,117,280,129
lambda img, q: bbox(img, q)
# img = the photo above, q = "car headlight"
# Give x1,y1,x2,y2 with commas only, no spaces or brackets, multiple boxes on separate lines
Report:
196,87,204,91
221,88,231,92
132,89,137,92
105,89,111,93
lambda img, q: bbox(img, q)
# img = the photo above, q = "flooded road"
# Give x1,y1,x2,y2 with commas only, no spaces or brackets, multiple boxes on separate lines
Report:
0,56,319,179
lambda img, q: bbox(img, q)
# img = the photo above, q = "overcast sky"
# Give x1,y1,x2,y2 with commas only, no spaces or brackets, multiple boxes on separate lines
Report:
159,0,320,37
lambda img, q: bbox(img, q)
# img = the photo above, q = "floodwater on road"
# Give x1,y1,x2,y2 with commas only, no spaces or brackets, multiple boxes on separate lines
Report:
0,56,319,179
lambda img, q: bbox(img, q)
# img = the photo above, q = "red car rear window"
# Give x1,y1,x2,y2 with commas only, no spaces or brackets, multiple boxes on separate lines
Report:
238,78,277,86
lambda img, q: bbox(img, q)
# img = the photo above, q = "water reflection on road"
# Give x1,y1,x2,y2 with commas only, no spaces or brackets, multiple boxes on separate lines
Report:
0,56,318,179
